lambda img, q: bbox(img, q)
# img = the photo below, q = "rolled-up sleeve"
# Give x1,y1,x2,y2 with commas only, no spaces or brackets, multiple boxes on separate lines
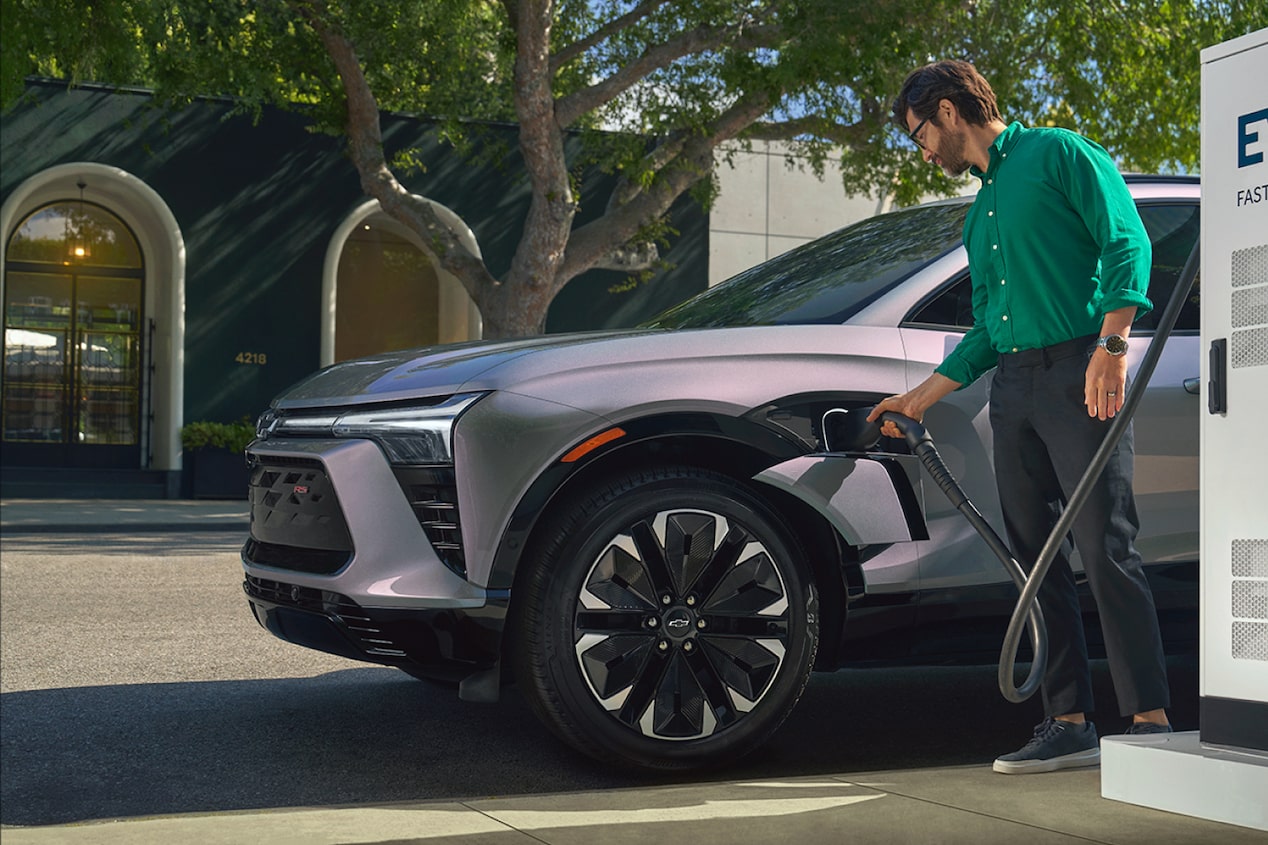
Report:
1058,136,1153,318
936,325,996,387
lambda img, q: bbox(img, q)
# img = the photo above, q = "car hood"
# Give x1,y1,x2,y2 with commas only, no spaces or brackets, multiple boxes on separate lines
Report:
274,330,658,407
272,324,903,411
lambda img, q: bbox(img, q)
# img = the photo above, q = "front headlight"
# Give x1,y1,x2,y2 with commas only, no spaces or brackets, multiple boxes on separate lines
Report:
256,392,484,464
330,392,484,464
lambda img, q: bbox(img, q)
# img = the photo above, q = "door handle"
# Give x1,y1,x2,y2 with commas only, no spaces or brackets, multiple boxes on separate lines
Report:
1209,339,1227,414
1183,377,1200,395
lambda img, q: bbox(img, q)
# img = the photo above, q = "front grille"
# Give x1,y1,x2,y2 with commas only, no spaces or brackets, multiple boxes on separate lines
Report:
252,454,328,468
243,538,350,574
245,455,354,573
393,466,465,577
244,575,406,658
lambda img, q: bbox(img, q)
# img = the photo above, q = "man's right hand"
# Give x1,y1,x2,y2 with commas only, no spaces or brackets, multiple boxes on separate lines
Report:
866,373,961,438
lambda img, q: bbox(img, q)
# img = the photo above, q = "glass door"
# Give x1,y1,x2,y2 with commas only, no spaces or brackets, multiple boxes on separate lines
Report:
2,201,145,468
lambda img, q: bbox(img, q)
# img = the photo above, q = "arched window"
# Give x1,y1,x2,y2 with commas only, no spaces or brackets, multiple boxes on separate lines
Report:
334,214,480,362
8,202,144,267
3,200,145,467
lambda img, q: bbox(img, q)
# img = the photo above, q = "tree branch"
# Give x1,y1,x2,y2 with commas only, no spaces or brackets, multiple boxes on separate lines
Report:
559,91,773,285
601,129,691,214
742,113,875,147
291,1,497,303
551,0,669,73
554,20,782,127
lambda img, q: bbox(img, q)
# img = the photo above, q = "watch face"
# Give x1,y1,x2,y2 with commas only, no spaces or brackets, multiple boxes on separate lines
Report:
1101,335,1128,355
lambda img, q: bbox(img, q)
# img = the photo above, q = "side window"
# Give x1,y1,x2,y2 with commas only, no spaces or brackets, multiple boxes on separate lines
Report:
907,274,974,330
1136,203,1200,333
904,202,1200,334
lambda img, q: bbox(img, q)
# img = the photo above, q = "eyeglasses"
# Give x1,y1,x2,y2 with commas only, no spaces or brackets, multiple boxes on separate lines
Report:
908,115,931,150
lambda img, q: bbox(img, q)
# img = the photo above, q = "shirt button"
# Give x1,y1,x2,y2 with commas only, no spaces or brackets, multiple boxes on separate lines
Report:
1002,315,1009,321
993,244,998,250
988,211,994,216
1000,279,1006,285
987,179,993,185
1012,347,1019,352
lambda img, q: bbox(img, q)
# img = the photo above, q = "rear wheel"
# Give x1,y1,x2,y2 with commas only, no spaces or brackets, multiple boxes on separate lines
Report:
513,466,819,770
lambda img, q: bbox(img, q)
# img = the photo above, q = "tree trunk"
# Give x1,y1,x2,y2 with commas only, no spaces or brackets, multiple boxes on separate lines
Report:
499,0,576,337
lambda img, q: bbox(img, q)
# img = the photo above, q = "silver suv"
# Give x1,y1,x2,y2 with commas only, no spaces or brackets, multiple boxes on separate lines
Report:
242,176,1200,770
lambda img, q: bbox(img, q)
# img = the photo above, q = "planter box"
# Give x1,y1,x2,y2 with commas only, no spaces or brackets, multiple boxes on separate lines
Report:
184,448,249,499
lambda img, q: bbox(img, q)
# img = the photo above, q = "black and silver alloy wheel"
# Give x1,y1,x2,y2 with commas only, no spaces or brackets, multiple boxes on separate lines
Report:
515,466,818,770
575,508,791,740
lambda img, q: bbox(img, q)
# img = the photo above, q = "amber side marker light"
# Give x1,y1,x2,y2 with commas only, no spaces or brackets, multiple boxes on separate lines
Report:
561,427,626,463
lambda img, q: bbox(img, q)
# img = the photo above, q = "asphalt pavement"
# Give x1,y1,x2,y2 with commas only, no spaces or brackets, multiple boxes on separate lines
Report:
1,497,1263,844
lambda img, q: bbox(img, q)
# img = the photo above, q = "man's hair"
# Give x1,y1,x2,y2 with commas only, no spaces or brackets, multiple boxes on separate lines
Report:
891,60,1002,129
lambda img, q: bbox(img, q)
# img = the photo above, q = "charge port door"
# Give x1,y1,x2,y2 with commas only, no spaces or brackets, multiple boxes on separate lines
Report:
753,452,927,547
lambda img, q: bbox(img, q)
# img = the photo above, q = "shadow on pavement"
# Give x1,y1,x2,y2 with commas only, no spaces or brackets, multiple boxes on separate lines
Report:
0,657,1198,827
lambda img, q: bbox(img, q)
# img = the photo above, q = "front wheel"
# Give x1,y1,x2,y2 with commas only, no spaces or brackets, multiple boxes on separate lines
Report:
513,466,819,770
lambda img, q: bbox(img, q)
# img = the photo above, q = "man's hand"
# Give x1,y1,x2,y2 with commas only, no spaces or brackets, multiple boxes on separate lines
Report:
1087,307,1137,420
1085,348,1128,420
866,373,960,438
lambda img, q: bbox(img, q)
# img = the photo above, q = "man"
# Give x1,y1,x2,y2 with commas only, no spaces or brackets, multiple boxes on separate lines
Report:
872,60,1172,774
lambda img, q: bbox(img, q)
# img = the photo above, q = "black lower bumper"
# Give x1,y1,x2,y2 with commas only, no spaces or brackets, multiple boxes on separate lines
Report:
243,574,507,684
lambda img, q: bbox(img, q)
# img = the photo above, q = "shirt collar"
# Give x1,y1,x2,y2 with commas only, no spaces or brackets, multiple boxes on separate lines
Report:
970,121,1026,180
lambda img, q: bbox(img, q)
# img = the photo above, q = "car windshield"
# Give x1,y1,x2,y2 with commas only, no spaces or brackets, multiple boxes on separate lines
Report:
644,200,972,328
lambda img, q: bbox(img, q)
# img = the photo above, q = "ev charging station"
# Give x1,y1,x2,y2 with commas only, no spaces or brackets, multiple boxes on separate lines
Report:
1100,27,1268,831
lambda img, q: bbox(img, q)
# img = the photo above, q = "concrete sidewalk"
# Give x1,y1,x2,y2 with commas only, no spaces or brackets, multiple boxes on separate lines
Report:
0,498,248,533
0,765,1261,845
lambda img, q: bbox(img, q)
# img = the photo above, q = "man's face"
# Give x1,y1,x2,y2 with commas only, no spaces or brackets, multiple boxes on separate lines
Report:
907,108,970,178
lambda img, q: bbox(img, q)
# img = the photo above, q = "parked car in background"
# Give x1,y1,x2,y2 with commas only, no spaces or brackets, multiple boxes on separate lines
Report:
241,176,1201,770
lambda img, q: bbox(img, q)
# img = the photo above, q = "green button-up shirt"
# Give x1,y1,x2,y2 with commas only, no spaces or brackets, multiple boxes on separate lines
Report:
934,122,1153,388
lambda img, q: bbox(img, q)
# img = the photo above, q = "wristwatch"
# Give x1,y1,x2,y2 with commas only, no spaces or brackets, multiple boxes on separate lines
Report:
1097,334,1129,357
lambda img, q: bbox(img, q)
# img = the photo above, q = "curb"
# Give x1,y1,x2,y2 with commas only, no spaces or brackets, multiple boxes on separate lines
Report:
1,522,248,534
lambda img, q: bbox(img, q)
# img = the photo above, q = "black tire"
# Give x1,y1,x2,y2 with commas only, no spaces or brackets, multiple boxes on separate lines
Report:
513,466,819,770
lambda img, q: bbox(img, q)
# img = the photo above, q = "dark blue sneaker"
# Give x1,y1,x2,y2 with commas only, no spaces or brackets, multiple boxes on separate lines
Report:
1124,722,1172,735
993,718,1100,774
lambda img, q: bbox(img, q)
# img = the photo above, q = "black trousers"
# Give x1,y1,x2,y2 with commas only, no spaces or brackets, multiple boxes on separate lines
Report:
990,337,1170,718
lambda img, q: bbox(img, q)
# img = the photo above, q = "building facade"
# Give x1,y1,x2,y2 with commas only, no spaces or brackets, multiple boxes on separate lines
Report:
0,81,707,496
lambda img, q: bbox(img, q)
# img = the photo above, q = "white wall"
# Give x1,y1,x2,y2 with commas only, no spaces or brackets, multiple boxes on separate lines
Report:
709,141,973,286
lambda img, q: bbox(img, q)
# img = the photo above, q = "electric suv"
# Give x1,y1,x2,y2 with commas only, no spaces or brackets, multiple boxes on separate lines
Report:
242,176,1201,770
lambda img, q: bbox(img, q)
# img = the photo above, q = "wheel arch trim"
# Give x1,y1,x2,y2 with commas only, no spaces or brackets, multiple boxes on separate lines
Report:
486,411,804,591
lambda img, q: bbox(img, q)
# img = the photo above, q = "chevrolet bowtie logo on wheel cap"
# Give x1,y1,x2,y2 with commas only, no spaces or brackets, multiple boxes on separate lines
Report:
664,609,693,634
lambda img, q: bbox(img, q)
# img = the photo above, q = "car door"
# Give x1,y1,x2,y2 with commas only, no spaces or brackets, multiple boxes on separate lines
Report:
899,200,1202,603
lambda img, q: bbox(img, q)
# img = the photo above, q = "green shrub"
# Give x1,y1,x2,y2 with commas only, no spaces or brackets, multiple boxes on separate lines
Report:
180,417,256,453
